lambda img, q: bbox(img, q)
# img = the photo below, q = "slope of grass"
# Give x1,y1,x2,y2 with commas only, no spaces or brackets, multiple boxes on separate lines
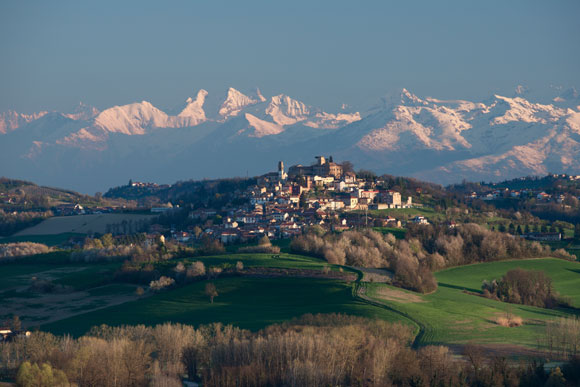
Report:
364,258,580,348
42,277,411,337
0,233,83,246
157,253,345,273
436,258,580,306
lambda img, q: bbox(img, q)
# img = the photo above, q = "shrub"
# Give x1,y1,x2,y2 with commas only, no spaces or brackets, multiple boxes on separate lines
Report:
187,261,206,278
150,276,175,291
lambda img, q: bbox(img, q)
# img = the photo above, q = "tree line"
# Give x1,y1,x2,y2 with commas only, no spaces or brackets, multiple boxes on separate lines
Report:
2,314,579,386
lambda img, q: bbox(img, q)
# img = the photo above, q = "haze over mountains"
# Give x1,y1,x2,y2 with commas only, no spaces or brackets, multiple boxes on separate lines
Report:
1,87,579,193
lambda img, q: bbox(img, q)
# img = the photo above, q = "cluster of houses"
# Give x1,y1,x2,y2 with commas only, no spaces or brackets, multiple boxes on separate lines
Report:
157,157,418,245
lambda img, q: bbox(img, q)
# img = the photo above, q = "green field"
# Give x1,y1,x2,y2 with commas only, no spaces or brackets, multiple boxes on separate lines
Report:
436,258,580,306
156,253,344,273
4,249,579,352
360,207,445,221
364,258,580,348
0,233,83,246
373,227,407,239
42,277,410,336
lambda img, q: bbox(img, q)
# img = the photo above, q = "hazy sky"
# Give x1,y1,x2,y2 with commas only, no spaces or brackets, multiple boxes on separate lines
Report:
1,0,579,113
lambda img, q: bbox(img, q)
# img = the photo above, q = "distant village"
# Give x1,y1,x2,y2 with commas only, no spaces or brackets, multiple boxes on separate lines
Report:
3,159,580,247
147,156,422,245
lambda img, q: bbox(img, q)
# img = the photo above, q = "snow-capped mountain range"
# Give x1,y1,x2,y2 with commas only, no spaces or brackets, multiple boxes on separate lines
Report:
1,87,579,192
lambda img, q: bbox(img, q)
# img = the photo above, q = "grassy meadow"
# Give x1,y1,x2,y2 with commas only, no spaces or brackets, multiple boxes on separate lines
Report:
42,277,410,337
2,246,578,353
364,258,580,349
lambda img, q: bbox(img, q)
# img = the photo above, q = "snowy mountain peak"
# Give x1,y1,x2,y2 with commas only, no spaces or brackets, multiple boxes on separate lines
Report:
94,101,169,135
0,110,49,134
266,94,310,125
218,88,260,118
178,89,207,124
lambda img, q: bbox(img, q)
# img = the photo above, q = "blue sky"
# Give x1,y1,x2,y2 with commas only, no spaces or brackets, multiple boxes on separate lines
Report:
1,0,579,113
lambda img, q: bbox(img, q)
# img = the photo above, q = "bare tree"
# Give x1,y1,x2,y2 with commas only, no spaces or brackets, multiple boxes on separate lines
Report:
204,283,218,303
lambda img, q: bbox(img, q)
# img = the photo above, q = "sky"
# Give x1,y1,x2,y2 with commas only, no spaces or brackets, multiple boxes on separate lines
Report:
1,0,579,113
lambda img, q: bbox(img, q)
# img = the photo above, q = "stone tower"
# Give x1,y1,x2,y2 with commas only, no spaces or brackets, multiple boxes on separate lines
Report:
278,161,287,181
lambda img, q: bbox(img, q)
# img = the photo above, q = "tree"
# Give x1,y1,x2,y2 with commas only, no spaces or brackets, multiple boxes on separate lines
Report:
258,235,271,246
205,283,218,303
340,161,354,174
188,261,206,277
575,224,580,241
16,361,68,387
100,233,114,247
236,261,244,272
11,314,21,331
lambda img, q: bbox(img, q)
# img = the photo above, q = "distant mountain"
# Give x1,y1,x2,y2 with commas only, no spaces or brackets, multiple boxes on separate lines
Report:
1,87,579,192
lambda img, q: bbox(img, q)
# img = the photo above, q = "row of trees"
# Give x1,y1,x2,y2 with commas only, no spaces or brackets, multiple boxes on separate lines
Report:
2,315,579,386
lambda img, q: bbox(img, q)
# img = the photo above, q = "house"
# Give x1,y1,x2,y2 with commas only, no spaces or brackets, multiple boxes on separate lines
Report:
272,210,289,222
343,194,358,209
537,192,551,200
219,231,240,244
173,231,192,243
382,190,402,207
410,216,429,225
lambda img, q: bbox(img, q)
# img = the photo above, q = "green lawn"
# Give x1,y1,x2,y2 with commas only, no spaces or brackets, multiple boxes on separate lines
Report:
361,207,445,221
42,277,411,337
0,233,83,246
157,252,346,273
372,227,407,239
364,258,580,348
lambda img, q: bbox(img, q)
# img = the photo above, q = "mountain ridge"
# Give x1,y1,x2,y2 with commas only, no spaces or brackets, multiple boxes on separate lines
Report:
1,87,579,192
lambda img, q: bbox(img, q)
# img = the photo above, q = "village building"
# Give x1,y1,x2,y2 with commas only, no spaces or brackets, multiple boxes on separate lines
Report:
288,156,343,179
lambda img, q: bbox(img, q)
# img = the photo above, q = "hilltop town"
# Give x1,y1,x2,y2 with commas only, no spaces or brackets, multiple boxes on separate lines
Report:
149,156,421,245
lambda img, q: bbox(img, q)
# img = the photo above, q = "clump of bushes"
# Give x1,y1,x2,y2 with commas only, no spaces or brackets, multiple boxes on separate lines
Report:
482,269,565,308
149,276,175,291
495,314,523,327
0,242,50,260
